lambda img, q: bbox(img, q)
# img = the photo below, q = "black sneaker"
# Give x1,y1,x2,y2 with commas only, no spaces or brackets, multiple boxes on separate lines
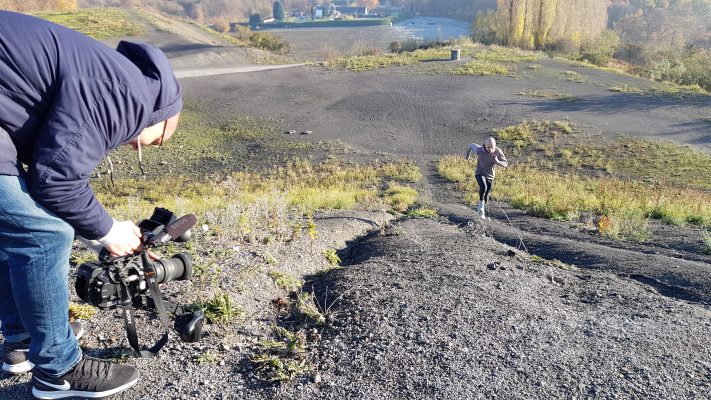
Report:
2,321,85,375
31,355,138,399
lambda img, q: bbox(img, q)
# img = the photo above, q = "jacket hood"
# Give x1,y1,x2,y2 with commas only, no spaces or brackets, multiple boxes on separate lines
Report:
116,41,182,128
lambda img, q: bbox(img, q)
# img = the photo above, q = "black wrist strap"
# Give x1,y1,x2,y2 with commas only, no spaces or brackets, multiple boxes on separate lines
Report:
117,251,171,358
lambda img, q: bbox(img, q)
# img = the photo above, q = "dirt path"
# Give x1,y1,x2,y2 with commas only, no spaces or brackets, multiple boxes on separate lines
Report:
174,64,307,79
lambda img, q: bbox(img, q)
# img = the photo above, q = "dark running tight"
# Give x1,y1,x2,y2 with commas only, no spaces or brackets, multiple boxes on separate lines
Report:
475,175,494,203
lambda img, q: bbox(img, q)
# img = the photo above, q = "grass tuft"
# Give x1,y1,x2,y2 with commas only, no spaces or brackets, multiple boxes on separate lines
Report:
385,184,418,213
68,303,97,321
199,292,245,324
268,271,303,291
519,90,575,101
451,60,513,77
323,249,341,266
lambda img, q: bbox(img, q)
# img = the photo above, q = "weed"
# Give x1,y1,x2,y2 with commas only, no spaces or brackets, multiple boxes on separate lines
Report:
323,249,341,266
519,90,575,102
307,215,318,242
559,70,586,83
702,231,711,255
196,351,220,365
269,271,303,291
296,291,326,325
199,292,245,324
407,207,439,218
273,326,307,352
68,303,97,321
609,85,646,94
70,250,97,266
385,184,418,213
252,353,307,382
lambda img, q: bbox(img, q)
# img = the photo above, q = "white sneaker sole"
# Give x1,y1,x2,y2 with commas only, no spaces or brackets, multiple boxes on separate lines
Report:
2,359,33,375
32,376,138,399
2,324,84,376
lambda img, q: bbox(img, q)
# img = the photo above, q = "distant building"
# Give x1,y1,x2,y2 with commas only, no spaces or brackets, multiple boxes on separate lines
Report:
335,6,368,16
313,3,368,19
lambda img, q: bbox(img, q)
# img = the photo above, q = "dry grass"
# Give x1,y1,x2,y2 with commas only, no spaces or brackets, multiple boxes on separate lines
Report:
519,90,575,102
438,157,711,230
36,8,145,39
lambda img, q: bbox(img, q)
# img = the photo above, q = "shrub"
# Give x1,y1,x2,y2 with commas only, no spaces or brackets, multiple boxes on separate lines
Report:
250,32,290,54
579,30,620,66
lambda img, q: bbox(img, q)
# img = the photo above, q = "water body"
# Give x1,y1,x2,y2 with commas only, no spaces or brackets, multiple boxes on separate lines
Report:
392,17,471,41
270,17,471,60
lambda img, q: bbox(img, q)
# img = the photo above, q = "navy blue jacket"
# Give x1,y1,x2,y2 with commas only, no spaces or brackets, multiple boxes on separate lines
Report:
0,11,182,239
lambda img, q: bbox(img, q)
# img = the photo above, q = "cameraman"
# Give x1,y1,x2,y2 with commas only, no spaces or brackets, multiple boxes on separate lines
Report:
0,11,182,399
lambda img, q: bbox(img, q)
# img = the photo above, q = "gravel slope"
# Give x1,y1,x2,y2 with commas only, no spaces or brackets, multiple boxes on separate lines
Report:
273,218,711,400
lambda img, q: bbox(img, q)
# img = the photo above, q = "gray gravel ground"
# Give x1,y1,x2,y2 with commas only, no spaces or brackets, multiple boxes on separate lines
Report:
273,218,711,400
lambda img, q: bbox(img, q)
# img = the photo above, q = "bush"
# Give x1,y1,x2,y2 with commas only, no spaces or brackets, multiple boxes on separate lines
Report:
579,30,620,66
250,32,290,54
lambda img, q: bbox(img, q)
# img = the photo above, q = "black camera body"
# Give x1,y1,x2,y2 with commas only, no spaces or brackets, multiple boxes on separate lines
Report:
75,253,192,309
74,208,203,353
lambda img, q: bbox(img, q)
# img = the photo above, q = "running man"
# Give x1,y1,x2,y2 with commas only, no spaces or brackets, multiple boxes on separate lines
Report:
465,137,508,219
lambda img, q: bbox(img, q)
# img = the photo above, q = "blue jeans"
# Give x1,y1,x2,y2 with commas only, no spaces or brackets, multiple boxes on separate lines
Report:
0,174,81,376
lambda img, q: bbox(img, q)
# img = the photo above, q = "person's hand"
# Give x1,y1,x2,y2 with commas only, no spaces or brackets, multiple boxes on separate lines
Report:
98,220,142,257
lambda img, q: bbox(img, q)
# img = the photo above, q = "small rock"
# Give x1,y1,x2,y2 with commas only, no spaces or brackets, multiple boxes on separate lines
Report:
300,130,312,135
313,374,322,384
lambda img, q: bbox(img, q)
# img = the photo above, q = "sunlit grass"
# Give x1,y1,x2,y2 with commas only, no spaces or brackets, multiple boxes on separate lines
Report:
95,158,421,220
324,44,538,73
438,157,711,230
36,8,145,39
451,60,513,77
519,89,575,101
473,46,541,63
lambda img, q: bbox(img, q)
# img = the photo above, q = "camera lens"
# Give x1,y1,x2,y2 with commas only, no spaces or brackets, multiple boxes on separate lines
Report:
153,253,192,284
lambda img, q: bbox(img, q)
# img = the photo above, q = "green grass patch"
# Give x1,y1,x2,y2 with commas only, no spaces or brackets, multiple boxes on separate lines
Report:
36,8,145,39
268,271,303,291
473,46,541,63
451,60,513,77
198,292,245,324
385,183,418,213
68,302,97,321
407,206,439,218
324,47,451,72
519,90,575,101
323,249,341,266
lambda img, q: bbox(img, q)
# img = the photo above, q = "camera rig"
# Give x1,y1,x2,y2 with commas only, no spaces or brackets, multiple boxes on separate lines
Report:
75,208,204,357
